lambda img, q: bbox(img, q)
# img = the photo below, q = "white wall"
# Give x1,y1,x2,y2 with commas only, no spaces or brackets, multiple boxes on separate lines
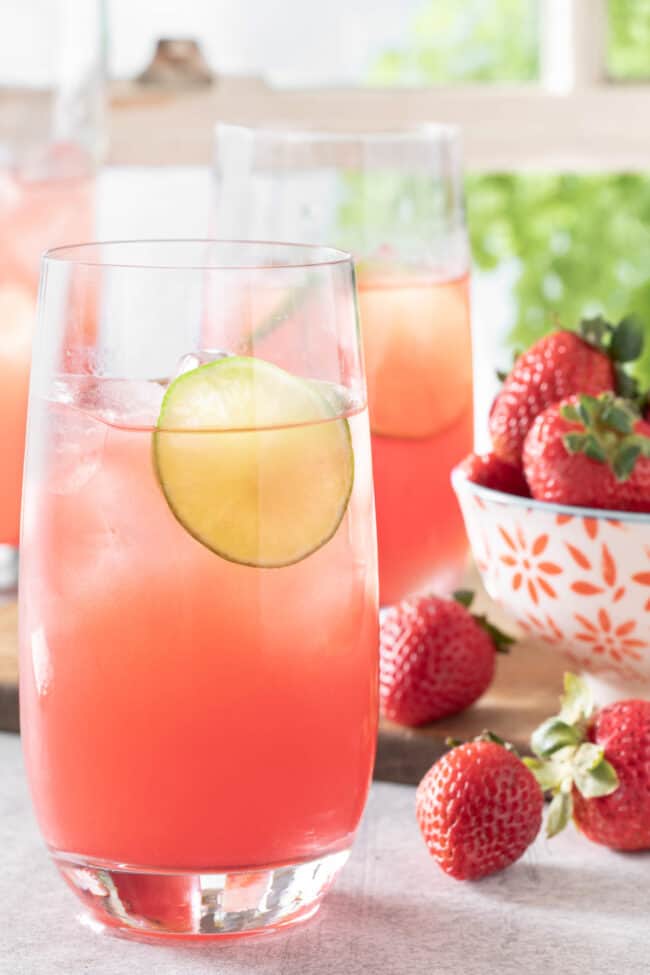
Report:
1,0,420,87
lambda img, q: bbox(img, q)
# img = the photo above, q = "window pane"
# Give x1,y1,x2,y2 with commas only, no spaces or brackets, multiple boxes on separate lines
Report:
105,0,540,87
368,0,540,86
608,0,650,79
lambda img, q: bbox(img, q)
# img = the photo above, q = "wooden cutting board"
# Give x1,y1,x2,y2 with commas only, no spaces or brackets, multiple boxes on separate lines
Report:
0,596,566,783
376,638,566,784
0,602,19,733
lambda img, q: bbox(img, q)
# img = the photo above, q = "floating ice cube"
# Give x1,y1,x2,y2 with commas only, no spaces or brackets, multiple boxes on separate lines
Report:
172,349,232,379
53,376,165,428
47,402,107,495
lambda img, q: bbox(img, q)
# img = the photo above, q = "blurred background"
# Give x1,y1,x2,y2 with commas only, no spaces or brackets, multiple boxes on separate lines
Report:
3,0,650,426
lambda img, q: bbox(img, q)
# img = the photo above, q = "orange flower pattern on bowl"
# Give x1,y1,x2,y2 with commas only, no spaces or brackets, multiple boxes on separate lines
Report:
453,469,650,690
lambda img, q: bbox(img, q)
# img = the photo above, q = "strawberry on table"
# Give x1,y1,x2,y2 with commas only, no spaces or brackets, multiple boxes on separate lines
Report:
380,591,513,726
416,735,544,880
526,673,650,851
523,393,650,512
460,451,530,497
489,316,643,467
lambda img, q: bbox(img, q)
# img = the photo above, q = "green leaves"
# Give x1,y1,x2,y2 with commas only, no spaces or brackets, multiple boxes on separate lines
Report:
579,316,612,350
558,672,594,725
452,589,475,609
526,673,619,839
561,403,582,424
546,787,573,838
583,437,608,464
599,400,635,434
561,393,650,481
452,590,515,653
531,717,582,758
613,441,642,480
475,616,515,654
610,315,645,363
575,315,644,370
572,744,619,799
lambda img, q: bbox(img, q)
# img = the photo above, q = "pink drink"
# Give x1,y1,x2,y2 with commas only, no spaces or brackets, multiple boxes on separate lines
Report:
20,377,378,919
357,269,473,605
0,147,93,545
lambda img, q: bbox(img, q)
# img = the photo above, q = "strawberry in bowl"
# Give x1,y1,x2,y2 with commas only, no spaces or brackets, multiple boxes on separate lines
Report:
453,315,650,701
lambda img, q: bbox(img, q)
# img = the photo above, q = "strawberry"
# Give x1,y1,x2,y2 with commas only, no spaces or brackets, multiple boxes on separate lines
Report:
380,591,513,727
523,393,650,512
416,735,544,880
489,316,643,466
526,674,650,850
460,451,530,497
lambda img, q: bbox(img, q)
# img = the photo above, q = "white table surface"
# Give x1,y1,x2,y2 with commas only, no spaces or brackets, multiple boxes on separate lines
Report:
2,731,649,975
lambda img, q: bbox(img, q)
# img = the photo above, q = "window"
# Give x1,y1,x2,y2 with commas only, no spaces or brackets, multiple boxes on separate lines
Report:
607,0,650,79
5,0,650,412
106,0,541,88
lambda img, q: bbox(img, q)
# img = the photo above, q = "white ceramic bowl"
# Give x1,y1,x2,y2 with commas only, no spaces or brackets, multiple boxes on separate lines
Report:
452,467,650,701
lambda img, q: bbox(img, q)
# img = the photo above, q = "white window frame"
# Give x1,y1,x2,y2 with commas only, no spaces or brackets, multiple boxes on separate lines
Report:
6,0,647,171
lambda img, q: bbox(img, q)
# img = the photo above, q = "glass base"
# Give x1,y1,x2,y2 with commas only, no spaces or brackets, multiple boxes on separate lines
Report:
53,848,350,940
0,545,18,593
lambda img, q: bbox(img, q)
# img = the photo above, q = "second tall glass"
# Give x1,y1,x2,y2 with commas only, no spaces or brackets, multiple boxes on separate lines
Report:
214,125,473,605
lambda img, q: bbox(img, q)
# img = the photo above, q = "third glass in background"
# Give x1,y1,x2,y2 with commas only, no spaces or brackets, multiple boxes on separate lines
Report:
213,125,473,605
0,0,104,581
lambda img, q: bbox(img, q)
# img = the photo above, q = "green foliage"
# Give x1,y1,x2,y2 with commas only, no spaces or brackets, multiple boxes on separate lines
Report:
362,0,650,386
369,0,539,84
608,0,650,78
465,172,650,385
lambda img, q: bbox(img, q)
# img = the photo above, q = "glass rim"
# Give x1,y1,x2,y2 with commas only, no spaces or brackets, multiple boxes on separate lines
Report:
214,121,461,144
42,238,354,271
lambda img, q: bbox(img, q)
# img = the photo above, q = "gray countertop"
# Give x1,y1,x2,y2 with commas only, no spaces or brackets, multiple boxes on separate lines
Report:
1,731,648,975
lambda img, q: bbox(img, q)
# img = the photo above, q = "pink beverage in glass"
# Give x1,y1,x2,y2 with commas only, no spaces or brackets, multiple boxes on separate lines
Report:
20,241,378,939
357,268,473,606
0,145,94,546
213,124,473,605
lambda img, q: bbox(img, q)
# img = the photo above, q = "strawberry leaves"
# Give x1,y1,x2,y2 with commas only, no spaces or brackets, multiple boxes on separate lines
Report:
578,315,644,400
559,671,593,725
561,393,650,481
524,673,619,838
578,314,644,364
609,315,644,364
452,590,515,654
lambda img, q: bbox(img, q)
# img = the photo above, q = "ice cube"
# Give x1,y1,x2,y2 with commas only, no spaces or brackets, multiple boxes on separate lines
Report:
172,349,232,379
51,377,165,428
47,402,107,495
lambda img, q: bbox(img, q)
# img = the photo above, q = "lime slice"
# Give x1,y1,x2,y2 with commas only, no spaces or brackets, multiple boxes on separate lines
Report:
153,357,354,567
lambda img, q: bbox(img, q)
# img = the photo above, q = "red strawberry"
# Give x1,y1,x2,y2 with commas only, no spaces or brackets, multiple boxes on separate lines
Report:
380,592,512,727
416,736,543,880
489,316,643,466
527,674,650,851
523,393,650,512
460,451,530,497
573,700,650,850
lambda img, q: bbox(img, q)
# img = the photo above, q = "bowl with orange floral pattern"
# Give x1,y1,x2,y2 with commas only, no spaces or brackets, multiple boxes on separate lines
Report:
452,467,650,700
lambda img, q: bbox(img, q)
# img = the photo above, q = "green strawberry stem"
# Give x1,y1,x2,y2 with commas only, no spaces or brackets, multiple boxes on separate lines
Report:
524,673,619,838
445,731,519,755
452,590,514,654
561,393,650,481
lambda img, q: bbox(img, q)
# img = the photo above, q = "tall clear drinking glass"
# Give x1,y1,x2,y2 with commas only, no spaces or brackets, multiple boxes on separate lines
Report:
214,125,473,606
0,0,105,586
20,240,378,939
